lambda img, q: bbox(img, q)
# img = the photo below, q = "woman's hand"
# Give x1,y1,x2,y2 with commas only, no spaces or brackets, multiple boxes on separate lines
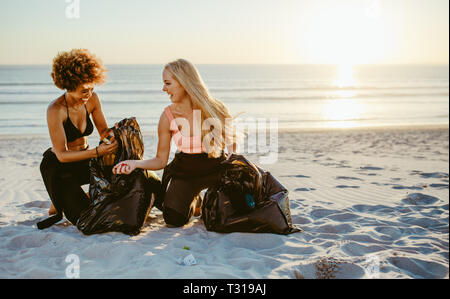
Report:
112,160,138,175
97,140,118,156
100,128,115,144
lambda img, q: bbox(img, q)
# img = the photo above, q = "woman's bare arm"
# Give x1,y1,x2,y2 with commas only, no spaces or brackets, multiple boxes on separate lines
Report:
47,99,117,163
90,92,113,139
47,103,98,163
135,111,172,170
113,111,171,173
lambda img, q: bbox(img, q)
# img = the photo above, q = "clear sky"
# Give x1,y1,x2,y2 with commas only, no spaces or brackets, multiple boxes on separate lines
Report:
0,0,448,65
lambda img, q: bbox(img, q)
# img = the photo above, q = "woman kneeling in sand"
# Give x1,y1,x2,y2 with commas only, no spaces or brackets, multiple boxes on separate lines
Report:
112,59,236,227
38,49,118,229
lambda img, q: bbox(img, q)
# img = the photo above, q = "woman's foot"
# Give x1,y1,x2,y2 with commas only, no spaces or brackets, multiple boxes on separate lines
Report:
193,196,203,217
48,203,57,215
47,192,89,215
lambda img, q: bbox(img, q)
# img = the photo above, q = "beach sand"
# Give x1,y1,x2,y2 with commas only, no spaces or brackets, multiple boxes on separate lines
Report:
0,125,448,279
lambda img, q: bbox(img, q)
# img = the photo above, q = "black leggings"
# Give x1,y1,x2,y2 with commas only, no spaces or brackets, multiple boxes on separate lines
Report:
162,152,225,227
163,173,221,227
38,148,91,228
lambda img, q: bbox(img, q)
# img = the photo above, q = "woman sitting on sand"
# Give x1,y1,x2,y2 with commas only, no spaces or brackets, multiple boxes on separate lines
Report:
112,59,236,227
38,49,118,229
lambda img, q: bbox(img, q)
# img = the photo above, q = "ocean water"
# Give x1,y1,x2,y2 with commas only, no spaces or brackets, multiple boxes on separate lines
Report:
0,64,448,135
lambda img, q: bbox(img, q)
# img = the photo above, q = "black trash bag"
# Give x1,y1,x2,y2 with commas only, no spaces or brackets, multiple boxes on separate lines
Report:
202,154,302,235
76,117,163,235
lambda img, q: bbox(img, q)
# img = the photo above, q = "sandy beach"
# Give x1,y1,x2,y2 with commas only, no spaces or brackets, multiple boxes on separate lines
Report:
0,125,448,279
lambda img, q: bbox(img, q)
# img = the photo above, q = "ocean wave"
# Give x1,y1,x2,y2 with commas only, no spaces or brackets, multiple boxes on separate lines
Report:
0,100,170,105
0,84,448,94
1,115,447,129
210,85,449,93
248,93,449,101
0,94,448,105
0,91,448,101
0,89,164,95
0,82,53,87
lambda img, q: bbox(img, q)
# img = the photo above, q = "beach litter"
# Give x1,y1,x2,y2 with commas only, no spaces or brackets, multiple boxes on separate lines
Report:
177,253,197,266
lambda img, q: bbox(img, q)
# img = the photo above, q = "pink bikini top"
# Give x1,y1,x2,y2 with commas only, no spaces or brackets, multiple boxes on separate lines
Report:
164,106,206,154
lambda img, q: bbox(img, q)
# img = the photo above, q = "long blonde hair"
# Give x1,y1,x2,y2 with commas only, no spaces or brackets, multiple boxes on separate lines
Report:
165,59,235,158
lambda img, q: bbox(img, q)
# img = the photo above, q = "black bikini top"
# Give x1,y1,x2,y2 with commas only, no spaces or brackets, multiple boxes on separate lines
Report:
63,95,94,142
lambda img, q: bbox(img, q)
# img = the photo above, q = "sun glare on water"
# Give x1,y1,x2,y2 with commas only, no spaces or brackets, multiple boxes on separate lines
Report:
290,2,384,128
335,63,356,88
323,64,364,128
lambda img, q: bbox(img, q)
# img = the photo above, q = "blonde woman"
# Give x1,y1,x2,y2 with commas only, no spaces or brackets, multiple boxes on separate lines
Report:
113,59,236,227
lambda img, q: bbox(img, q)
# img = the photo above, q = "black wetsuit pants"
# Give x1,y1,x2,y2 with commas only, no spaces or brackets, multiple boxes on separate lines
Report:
162,152,225,227
37,148,91,229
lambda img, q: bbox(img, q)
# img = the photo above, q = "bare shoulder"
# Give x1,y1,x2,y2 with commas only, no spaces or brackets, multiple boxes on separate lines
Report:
87,92,100,112
159,109,170,128
91,91,100,103
47,96,65,119
168,104,184,118
166,103,180,114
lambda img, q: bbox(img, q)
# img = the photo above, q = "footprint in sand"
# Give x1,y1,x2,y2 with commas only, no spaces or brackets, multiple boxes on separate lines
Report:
388,257,448,279
392,185,424,190
429,183,449,189
413,156,426,160
16,219,40,226
401,193,439,206
283,174,311,179
410,171,449,179
291,215,312,224
310,208,340,219
360,166,384,171
351,204,396,214
314,223,355,234
6,233,52,250
327,212,360,222
335,165,352,169
335,176,364,181
20,200,49,209
336,185,360,189
358,173,379,176
295,187,316,192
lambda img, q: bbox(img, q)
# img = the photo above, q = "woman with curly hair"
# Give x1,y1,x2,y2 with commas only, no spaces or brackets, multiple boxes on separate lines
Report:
37,49,118,229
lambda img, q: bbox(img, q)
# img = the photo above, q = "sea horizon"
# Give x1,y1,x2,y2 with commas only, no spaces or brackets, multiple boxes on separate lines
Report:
0,64,448,135
0,63,448,66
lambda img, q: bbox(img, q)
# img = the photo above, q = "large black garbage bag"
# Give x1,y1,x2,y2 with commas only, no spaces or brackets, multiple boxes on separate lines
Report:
202,154,301,235
77,117,163,235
